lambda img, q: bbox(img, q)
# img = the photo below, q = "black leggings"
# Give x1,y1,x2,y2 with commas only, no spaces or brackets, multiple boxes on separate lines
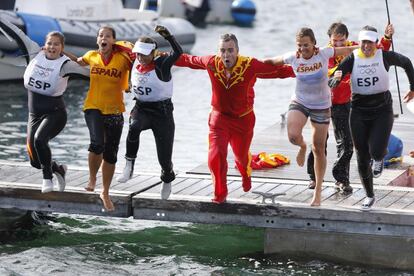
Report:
84,109,124,164
350,107,394,197
125,99,175,182
27,110,67,179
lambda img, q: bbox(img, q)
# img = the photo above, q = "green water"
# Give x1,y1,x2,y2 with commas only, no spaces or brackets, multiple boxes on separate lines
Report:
1,215,408,275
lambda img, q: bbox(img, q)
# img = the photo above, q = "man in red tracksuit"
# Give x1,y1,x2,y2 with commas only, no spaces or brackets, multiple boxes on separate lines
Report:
175,33,294,203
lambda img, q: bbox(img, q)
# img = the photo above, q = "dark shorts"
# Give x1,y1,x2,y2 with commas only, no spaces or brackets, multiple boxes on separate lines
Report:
84,109,124,164
289,102,331,124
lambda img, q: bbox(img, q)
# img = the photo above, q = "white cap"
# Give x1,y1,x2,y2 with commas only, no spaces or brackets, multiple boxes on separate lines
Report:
358,30,378,42
132,41,156,55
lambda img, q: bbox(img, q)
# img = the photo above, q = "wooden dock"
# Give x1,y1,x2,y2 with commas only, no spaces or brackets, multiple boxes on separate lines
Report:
1,111,414,270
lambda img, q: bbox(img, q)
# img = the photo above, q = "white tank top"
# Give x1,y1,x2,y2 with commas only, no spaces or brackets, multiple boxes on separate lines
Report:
351,49,389,95
283,47,334,109
130,60,173,102
23,51,70,96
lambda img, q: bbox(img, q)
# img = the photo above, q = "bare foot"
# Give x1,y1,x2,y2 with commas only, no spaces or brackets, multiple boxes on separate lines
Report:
296,145,306,167
100,193,115,212
310,190,321,206
85,178,96,192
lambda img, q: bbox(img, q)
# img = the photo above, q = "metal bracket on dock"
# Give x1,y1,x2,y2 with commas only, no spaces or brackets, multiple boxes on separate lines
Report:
252,191,286,205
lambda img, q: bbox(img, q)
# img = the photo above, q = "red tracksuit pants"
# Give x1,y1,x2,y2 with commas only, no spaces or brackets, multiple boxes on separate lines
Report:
208,110,255,202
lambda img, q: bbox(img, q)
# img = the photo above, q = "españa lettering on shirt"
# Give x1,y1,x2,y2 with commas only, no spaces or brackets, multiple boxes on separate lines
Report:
82,50,131,114
90,66,122,78
296,62,322,73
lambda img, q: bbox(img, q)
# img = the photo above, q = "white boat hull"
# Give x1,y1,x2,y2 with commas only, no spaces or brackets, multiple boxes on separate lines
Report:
0,9,196,80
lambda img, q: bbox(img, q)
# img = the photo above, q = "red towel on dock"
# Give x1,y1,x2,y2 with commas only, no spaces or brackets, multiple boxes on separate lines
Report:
250,152,290,170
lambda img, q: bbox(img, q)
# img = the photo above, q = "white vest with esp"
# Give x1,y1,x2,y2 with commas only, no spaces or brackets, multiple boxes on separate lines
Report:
351,49,389,95
131,60,173,102
24,51,70,96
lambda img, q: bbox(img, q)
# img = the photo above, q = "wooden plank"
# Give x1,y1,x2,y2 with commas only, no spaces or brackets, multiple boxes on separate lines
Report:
387,191,414,209
111,175,156,191
0,183,132,217
375,190,408,208
337,187,366,207
171,177,204,194
174,178,212,195
132,193,414,228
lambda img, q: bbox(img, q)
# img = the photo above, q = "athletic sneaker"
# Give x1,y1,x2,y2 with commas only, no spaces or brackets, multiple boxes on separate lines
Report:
372,159,384,178
160,182,172,200
54,164,67,192
308,180,316,190
336,182,353,194
117,158,134,183
41,179,54,193
361,197,375,210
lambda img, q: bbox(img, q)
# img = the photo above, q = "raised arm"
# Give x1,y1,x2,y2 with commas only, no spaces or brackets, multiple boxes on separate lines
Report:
0,17,40,64
378,23,394,51
154,25,183,67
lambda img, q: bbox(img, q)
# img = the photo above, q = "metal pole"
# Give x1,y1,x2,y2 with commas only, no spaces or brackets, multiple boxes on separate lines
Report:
385,0,403,114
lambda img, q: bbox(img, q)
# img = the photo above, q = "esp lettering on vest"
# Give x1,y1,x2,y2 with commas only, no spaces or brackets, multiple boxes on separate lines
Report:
28,77,51,90
357,77,379,87
135,86,152,95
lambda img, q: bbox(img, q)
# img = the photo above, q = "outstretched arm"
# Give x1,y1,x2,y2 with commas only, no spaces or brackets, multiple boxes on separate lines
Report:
62,50,88,66
384,51,414,101
60,60,90,79
334,45,359,57
262,56,285,66
254,58,295,79
175,53,212,70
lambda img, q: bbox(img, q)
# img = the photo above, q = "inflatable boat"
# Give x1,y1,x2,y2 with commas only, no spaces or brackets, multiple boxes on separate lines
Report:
0,0,196,81
136,0,257,27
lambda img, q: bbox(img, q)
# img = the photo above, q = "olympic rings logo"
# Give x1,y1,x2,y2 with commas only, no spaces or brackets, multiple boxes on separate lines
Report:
137,77,148,84
359,68,376,75
33,68,50,78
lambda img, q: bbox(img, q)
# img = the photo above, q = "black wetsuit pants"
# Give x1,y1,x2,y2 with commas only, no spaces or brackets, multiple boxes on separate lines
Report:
27,109,67,179
125,99,175,183
350,107,394,197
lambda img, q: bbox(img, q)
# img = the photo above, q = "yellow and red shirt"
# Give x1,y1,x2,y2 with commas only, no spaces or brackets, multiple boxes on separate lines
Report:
82,49,132,114
176,54,294,117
